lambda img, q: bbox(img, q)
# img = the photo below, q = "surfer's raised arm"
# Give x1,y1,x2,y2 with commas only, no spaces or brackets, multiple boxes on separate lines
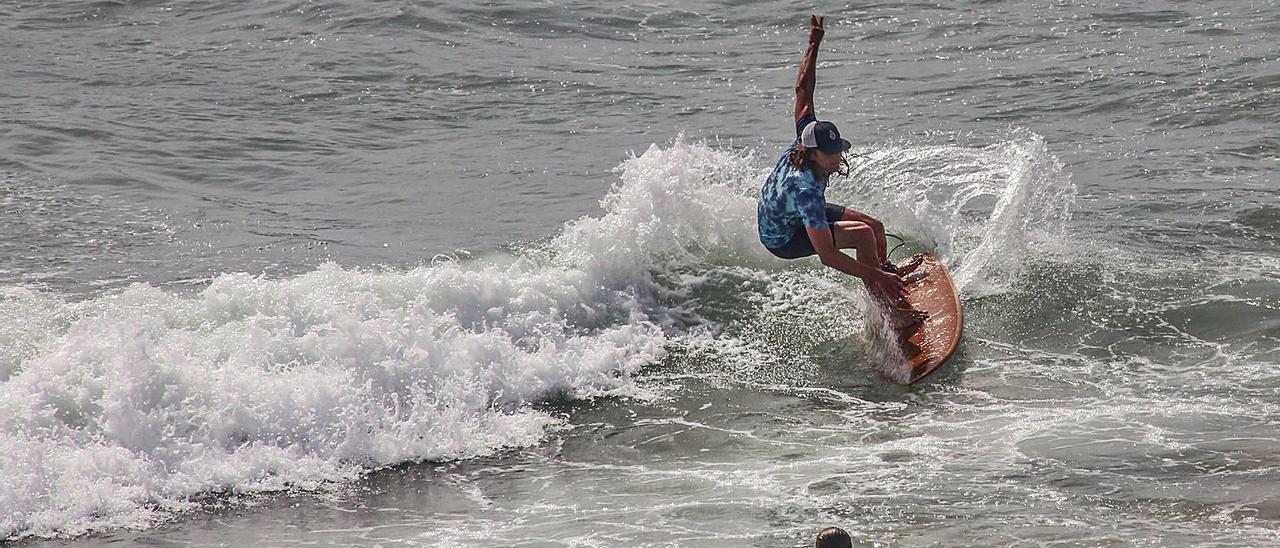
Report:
794,15,824,123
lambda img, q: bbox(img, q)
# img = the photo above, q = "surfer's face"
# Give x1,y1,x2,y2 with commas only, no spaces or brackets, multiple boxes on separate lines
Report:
812,149,843,175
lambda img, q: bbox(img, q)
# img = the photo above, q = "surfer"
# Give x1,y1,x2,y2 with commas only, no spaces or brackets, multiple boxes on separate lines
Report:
757,15,924,326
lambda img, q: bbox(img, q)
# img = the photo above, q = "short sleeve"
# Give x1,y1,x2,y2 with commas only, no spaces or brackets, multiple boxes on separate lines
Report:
795,111,817,139
795,183,829,228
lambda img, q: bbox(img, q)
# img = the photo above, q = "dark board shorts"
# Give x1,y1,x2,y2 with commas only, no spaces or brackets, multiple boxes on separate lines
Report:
765,203,846,260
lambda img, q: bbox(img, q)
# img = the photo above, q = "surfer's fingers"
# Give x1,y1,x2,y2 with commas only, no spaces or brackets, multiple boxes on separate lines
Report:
894,307,928,320
892,314,926,330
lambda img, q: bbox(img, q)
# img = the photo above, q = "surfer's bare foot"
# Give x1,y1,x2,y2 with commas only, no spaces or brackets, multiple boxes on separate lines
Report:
897,255,926,276
902,270,929,285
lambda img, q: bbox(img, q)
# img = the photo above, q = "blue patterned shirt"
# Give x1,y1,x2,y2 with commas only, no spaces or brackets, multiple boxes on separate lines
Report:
757,112,827,249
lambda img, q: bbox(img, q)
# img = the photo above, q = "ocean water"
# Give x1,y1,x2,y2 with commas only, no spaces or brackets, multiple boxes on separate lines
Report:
2,0,1277,546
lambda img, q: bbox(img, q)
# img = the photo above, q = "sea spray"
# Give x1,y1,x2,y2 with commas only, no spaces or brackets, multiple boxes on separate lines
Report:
838,129,1075,296
551,137,773,272
862,297,913,384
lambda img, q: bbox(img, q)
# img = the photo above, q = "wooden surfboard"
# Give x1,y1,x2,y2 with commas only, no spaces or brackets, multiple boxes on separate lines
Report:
895,253,963,383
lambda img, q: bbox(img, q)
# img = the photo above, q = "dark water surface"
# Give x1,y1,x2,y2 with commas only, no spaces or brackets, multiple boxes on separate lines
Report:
3,1,1278,546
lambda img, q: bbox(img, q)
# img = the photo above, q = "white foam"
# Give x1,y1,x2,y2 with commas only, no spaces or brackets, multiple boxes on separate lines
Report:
0,259,673,538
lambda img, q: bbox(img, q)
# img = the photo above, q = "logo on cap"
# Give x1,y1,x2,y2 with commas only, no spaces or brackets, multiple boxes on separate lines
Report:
828,129,837,140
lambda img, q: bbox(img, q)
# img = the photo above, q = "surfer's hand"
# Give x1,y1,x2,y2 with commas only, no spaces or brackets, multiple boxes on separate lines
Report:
808,15,825,44
870,271,906,301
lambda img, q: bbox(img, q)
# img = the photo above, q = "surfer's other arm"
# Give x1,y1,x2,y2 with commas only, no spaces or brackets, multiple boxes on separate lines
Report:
794,15,824,123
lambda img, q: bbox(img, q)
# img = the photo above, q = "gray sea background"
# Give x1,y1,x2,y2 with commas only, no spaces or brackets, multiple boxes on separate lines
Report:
2,1,1278,546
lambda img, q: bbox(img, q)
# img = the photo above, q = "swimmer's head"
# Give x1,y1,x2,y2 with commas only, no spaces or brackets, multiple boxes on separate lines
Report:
815,526,853,548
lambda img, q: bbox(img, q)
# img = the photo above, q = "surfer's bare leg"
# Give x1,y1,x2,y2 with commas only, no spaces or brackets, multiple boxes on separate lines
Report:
838,209,889,264
833,221,911,305
831,221,881,270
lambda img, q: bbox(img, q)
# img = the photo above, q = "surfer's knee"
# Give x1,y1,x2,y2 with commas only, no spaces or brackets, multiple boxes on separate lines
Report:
838,209,883,231
834,221,871,235
848,214,884,236
833,221,874,247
